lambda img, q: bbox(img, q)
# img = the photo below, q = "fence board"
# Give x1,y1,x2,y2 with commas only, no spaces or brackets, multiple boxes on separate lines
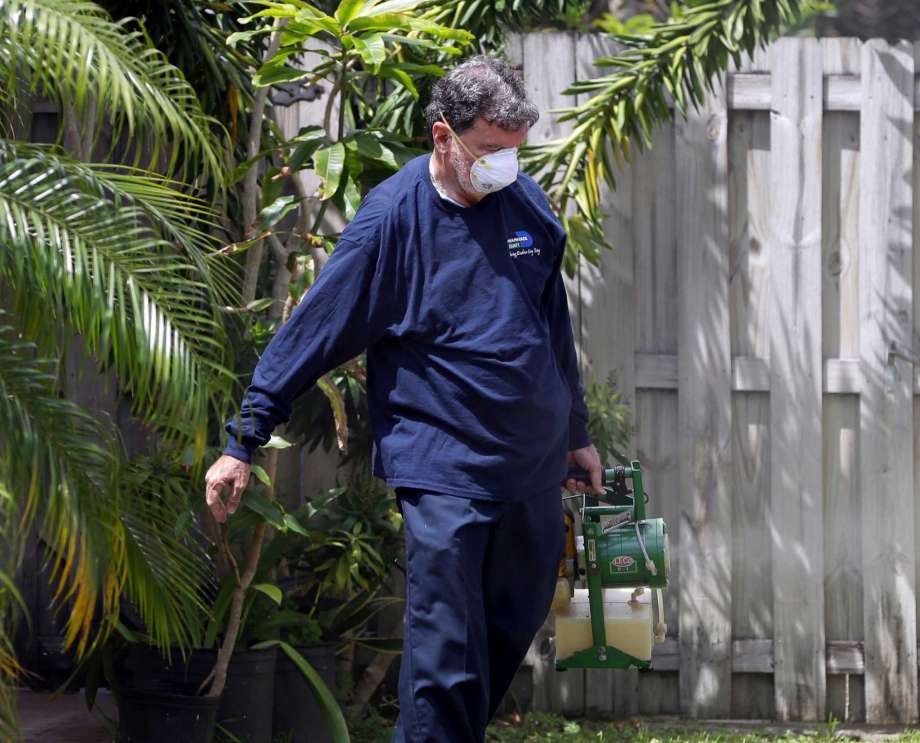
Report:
636,392,681,715
767,37,826,722
675,67,733,718
520,30,583,715
727,46,774,720
631,110,681,715
915,39,920,731
821,36,866,724
858,39,917,724
576,31,639,719
633,120,681,716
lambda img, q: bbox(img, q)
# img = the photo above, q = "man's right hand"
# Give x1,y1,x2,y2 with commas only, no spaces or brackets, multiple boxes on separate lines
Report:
205,455,252,524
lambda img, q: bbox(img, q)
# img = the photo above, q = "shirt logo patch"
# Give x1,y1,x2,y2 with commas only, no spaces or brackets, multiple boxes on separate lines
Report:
507,230,540,258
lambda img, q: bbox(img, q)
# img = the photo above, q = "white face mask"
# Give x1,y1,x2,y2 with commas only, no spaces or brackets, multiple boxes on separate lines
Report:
468,147,520,193
441,113,520,194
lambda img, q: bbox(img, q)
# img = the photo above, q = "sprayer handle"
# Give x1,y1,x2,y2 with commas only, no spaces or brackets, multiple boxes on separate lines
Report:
561,468,605,487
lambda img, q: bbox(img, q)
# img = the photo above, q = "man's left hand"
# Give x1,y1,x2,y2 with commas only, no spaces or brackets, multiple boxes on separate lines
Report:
564,444,604,494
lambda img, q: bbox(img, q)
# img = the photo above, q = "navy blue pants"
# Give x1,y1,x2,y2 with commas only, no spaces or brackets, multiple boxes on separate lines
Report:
391,486,565,742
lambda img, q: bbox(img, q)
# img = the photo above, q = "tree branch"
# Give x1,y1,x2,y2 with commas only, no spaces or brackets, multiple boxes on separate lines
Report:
268,233,291,320
205,447,279,699
347,615,404,716
241,19,287,305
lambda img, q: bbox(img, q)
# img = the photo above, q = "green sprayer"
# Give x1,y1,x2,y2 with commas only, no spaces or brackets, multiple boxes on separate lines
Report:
554,461,670,671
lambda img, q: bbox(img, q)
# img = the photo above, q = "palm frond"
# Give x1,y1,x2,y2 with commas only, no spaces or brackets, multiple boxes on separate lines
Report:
424,0,573,48
117,453,217,651
0,321,216,675
88,165,242,310
0,320,121,657
0,0,225,182
0,482,24,738
0,142,236,450
8,142,242,310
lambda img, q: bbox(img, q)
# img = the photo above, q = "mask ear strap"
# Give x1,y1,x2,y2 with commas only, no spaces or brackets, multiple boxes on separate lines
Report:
439,110,482,163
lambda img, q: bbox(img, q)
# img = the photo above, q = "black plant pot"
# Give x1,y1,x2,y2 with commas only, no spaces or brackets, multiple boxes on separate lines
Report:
118,681,219,743
272,644,337,743
122,646,277,743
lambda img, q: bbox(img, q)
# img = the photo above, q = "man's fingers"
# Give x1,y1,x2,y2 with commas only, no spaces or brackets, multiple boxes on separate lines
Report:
228,470,250,514
591,468,603,495
566,477,597,494
227,478,246,516
206,481,227,523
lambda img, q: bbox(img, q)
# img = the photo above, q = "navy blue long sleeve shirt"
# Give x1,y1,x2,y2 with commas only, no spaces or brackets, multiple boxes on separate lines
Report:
224,153,590,500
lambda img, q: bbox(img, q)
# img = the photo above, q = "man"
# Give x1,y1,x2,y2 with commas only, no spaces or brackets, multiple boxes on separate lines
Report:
205,56,603,741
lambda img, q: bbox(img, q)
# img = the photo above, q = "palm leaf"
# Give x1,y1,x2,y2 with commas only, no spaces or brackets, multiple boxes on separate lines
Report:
0,322,218,689
0,483,25,737
0,142,235,449
116,454,217,651
0,321,121,657
0,0,225,182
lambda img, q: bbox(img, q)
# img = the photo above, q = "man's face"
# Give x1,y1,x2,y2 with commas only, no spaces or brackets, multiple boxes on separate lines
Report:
433,115,528,197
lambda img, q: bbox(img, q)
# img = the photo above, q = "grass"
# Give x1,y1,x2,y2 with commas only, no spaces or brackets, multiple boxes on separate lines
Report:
349,709,920,743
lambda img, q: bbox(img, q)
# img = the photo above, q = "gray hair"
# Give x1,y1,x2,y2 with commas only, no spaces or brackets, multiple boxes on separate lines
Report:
424,55,539,138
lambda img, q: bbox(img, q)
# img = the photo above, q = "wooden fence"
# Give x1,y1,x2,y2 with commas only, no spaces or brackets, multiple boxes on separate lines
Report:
509,33,920,724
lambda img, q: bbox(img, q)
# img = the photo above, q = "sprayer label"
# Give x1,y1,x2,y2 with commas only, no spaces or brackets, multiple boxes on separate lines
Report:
611,555,636,572
602,511,631,532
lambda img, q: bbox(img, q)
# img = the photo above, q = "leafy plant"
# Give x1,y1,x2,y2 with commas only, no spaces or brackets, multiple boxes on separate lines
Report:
243,473,403,648
593,12,659,35
1,0,225,179
0,1,241,734
426,0,583,48
584,371,634,466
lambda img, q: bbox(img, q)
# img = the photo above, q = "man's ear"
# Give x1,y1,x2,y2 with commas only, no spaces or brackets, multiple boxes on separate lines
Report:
431,121,451,153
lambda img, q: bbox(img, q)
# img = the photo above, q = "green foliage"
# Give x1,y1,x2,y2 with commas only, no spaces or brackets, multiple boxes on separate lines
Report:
200,452,402,656
520,0,813,275
584,371,634,466
239,0,472,246
0,0,225,181
0,5,245,735
0,320,217,676
117,451,219,651
288,357,372,464
0,143,237,451
593,12,659,35
427,0,581,45
779,0,836,36
229,476,404,661
97,0,261,123
281,477,402,601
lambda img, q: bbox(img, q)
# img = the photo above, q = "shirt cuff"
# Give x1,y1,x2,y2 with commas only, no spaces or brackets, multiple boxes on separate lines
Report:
223,436,254,464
